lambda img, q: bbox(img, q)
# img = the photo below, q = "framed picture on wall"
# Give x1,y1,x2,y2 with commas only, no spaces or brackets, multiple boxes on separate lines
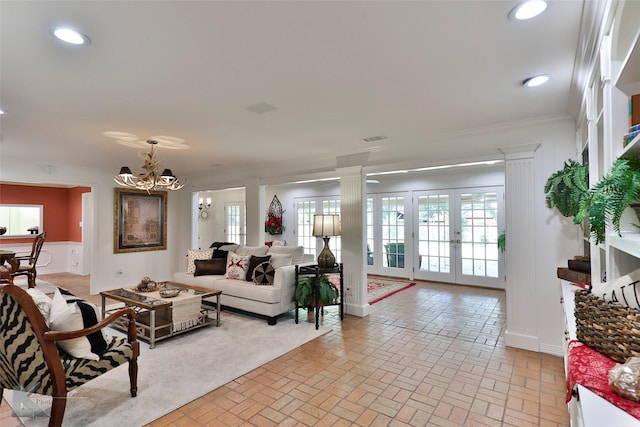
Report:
114,188,167,253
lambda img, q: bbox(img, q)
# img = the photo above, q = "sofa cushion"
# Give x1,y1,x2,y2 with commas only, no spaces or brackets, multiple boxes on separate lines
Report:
235,245,269,257
186,249,214,274
246,255,271,282
225,252,250,280
194,258,227,276
49,288,107,361
269,253,293,269
267,245,305,265
253,262,275,286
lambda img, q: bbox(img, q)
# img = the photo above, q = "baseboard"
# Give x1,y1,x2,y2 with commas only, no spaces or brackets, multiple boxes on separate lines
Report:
344,302,371,318
504,329,539,352
539,342,563,357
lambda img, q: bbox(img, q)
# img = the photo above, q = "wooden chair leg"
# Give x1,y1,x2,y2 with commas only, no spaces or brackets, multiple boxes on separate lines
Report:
28,271,36,288
129,342,139,397
49,395,67,427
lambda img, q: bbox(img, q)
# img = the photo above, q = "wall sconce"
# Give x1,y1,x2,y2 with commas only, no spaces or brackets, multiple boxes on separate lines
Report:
199,197,212,211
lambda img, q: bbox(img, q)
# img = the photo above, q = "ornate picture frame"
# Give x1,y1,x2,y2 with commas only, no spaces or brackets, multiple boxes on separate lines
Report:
114,188,167,253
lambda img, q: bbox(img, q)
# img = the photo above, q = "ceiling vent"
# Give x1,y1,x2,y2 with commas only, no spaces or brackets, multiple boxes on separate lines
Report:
245,102,277,114
362,135,389,143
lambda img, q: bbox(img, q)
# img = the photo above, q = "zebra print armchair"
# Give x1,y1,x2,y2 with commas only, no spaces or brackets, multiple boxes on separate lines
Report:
0,283,139,427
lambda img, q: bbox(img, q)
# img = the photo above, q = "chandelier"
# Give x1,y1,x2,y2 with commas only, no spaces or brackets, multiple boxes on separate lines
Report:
114,139,185,191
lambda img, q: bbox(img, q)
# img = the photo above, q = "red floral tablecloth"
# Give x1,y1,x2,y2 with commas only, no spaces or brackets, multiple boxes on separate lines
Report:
567,340,640,419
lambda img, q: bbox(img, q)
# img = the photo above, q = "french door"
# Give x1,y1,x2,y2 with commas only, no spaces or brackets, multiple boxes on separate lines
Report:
367,193,411,277
225,202,246,245
413,187,504,288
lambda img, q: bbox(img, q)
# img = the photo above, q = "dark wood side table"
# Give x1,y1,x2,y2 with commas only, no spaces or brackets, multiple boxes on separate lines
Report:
294,263,344,329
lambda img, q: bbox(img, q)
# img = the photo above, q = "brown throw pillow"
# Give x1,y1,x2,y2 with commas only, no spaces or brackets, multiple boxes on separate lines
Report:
246,255,271,282
194,259,226,276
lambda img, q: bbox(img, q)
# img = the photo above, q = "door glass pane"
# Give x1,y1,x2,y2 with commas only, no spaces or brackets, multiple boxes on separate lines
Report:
296,200,316,256
417,194,449,273
459,192,499,278
225,204,242,244
381,196,404,268
366,198,374,266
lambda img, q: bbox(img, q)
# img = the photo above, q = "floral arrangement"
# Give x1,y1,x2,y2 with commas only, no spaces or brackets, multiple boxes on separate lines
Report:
265,212,284,235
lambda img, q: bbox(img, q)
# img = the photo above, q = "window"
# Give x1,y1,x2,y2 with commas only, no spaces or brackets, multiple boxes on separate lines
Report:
0,204,43,237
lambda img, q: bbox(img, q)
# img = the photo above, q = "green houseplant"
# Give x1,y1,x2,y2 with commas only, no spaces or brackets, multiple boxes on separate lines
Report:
292,274,339,308
544,159,590,220
576,157,640,244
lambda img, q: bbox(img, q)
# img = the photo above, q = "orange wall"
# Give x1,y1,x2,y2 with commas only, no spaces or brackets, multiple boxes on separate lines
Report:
0,184,91,244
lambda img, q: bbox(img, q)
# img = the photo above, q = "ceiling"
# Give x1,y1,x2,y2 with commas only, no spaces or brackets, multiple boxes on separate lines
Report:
0,1,586,184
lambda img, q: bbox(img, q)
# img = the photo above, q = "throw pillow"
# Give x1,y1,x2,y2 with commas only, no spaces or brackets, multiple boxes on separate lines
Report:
194,258,227,276
211,249,229,260
218,244,240,253
269,253,293,269
26,288,53,324
592,267,640,309
225,252,250,280
246,255,271,282
253,262,275,286
49,288,107,360
186,249,214,274
209,241,236,249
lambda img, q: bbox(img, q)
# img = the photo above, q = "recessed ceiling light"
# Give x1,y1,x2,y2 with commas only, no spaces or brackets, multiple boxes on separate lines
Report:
0,109,4,115
510,0,548,20
50,27,91,45
523,74,550,87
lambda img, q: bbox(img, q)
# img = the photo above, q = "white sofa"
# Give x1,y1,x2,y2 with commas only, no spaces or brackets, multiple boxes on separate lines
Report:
173,244,311,325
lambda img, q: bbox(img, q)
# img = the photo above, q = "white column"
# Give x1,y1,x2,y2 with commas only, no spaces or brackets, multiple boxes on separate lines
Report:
500,144,540,351
244,180,265,246
338,166,370,317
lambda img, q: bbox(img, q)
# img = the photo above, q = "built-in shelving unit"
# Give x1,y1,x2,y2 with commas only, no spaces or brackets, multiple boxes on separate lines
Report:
566,2,640,424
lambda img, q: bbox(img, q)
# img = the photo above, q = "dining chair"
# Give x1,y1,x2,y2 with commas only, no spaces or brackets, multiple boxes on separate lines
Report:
10,231,46,288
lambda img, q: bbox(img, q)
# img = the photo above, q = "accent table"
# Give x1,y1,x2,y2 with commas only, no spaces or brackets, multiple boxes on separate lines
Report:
101,282,221,348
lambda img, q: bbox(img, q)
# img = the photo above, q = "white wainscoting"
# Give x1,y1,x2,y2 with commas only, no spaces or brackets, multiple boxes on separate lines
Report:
0,241,85,275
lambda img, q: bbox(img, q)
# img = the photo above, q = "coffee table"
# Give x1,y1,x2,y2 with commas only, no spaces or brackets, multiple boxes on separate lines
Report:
101,282,221,348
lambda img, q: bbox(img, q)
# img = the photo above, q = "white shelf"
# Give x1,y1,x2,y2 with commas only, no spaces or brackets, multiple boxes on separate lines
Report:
608,232,640,258
620,132,640,158
616,29,640,97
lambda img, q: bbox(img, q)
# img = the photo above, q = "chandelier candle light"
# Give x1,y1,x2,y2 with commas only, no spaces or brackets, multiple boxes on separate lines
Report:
114,140,185,191
312,214,341,269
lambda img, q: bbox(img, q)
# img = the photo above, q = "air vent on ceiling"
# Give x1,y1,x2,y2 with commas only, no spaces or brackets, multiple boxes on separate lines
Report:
245,102,278,114
362,135,389,142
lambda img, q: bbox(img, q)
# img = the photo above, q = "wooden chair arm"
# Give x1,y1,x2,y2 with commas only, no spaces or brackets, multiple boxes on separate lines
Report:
44,307,138,342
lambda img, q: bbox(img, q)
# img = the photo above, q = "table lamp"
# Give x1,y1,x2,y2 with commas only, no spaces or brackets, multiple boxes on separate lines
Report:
312,214,341,268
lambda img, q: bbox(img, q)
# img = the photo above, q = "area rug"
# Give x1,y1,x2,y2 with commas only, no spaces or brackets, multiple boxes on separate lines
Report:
3,311,330,427
327,275,415,304
366,276,416,304
11,277,58,294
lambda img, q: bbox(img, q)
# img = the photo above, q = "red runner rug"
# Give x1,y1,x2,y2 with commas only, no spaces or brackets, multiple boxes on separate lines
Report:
327,275,415,304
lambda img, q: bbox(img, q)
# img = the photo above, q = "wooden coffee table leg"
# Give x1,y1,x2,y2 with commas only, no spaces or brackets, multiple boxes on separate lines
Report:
149,309,156,349
215,293,221,326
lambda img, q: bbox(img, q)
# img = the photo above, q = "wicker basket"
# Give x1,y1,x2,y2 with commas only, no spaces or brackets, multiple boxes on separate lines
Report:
575,289,640,363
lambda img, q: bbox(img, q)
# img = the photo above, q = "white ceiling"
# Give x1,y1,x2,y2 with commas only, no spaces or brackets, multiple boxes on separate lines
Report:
0,1,585,183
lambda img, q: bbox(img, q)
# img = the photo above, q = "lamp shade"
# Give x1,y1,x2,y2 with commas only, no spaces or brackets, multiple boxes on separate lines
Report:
312,214,341,237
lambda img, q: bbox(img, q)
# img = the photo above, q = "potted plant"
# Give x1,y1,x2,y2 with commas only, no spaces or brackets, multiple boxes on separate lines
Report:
575,157,640,244
292,274,339,308
544,159,590,220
